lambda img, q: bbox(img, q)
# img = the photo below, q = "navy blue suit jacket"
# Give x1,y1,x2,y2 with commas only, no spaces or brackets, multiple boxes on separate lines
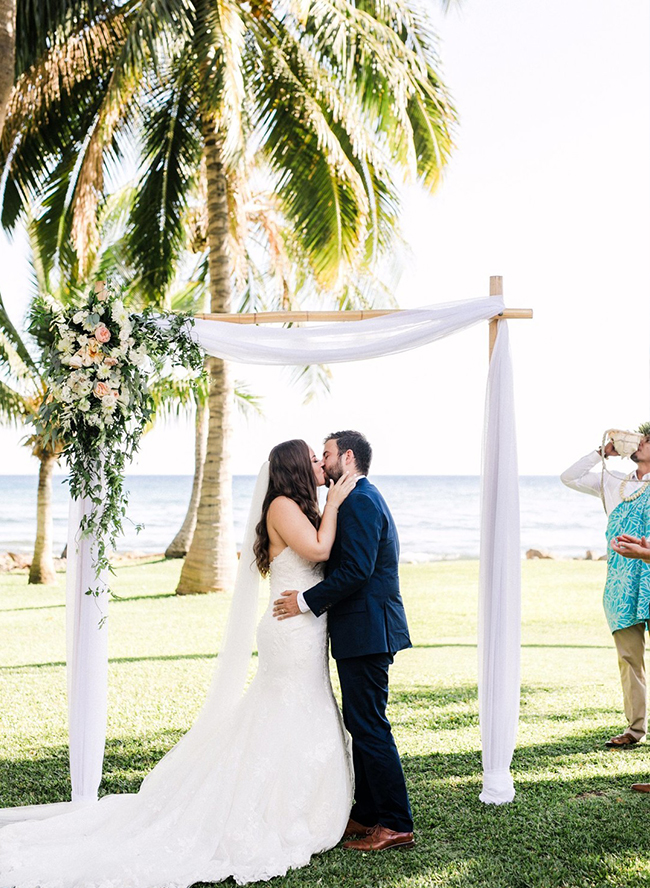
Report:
303,477,411,660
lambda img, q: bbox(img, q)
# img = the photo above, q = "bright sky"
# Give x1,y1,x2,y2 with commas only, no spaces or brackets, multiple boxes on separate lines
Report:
1,0,648,476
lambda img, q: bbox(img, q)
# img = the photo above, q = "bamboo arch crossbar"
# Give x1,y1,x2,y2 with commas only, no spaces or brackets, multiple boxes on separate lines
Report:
195,308,533,324
194,276,533,361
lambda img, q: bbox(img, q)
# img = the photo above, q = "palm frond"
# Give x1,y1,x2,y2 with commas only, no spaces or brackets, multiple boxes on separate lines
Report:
127,52,203,304
15,0,112,75
0,379,31,425
234,381,263,417
288,363,332,405
0,291,39,376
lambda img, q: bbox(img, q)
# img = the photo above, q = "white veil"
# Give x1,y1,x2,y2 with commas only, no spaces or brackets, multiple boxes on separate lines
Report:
0,463,270,828
117,461,270,800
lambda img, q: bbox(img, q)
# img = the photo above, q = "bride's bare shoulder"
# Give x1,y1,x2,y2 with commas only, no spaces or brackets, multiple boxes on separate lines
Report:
267,496,303,520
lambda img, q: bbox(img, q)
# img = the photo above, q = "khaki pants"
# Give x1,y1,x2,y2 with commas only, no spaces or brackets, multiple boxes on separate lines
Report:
613,622,647,740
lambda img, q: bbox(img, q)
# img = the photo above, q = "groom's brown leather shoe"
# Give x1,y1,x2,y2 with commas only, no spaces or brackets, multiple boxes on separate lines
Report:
343,824,415,851
342,818,375,840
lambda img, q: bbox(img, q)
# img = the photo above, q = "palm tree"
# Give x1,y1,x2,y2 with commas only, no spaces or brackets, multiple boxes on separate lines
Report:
0,238,61,584
1,0,456,593
0,189,205,582
0,0,15,136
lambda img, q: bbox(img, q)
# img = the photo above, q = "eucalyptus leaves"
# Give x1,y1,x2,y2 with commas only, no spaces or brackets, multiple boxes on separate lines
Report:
35,281,203,597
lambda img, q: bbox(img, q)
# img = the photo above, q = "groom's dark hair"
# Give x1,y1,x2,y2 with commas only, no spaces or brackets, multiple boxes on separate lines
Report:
325,430,372,475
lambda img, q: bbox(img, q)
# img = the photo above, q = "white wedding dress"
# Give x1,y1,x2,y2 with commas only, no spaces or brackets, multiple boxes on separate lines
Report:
0,548,353,888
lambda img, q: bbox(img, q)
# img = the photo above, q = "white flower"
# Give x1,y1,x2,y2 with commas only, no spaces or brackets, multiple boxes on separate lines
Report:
60,385,73,403
117,389,130,407
78,398,91,412
102,391,119,410
86,413,101,427
77,378,93,397
77,334,89,347
129,345,148,367
68,354,84,370
72,310,88,325
111,301,128,325
57,332,75,352
96,364,111,380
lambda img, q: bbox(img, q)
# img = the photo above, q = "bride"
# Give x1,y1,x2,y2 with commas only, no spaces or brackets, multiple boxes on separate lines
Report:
0,439,357,887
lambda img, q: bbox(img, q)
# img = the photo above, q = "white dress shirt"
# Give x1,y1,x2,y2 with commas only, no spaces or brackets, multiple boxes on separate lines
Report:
560,451,650,516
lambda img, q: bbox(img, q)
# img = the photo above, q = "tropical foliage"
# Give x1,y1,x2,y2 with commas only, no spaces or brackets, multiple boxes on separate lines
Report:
1,0,456,593
32,279,203,597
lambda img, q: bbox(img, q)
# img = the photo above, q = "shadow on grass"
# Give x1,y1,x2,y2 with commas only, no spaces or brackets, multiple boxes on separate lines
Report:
412,642,612,650
0,592,178,615
0,651,264,671
6,684,650,888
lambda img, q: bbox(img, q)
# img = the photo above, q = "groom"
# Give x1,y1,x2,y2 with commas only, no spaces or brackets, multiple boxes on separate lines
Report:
273,430,414,851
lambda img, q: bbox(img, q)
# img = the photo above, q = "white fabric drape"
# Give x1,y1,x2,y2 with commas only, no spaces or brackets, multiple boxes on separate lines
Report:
1,294,521,819
187,297,500,364
478,322,521,803
0,495,110,822
65,494,109,803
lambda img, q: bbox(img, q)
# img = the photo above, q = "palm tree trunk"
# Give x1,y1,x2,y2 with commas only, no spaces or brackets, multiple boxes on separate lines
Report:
0,0,15,138
29,451,58,585
176,124,237,594
165,401,208,558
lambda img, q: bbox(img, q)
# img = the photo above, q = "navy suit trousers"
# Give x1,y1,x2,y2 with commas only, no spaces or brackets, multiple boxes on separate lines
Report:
336,653,413,833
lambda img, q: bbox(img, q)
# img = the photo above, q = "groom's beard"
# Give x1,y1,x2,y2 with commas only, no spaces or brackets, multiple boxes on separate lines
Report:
324,464,344,484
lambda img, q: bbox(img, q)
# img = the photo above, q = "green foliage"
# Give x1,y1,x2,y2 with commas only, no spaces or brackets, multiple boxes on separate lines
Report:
637,422,650,438
3,0,455,301
32,280,204,596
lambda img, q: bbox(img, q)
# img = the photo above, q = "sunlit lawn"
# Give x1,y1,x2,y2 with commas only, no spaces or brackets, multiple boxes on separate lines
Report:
3,559,650,887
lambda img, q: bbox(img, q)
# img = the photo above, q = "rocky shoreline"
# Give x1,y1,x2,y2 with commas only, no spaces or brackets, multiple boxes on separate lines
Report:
525,548,607,561
0,548,609,574
0,551,166,573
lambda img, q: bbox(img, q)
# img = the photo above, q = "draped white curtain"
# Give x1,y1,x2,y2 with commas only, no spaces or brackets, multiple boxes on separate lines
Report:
478,322,521,803
2,295,521,820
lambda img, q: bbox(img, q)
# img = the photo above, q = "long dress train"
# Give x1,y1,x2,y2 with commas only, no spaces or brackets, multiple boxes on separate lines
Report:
0,548,352,888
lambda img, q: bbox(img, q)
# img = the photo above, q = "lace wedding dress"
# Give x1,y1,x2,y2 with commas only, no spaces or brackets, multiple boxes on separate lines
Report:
0,548,353,888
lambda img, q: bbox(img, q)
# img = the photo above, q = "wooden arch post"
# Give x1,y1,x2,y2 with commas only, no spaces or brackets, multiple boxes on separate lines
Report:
488,274,503,361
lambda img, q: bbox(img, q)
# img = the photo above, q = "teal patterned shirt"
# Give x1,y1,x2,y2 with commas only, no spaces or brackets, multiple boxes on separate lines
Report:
604,487,650,633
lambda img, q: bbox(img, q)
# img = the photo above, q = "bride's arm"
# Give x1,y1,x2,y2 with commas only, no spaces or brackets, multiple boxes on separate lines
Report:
268,474,356,562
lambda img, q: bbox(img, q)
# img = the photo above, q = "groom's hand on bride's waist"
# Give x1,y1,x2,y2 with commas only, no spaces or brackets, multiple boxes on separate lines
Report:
273,590,301,620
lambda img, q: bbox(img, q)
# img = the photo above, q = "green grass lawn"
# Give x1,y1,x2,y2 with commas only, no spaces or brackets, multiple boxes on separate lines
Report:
3,559,650,887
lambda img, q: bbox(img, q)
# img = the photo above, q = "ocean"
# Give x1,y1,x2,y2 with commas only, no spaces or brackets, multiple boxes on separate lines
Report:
0,475,611,562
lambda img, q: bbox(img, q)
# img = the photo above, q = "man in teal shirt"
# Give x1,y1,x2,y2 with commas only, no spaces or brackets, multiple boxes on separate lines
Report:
561,428,650,748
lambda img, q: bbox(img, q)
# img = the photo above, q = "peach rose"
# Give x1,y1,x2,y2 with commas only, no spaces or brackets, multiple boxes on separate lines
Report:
86,340,102,362
94,381,111,398
95,324,111,343
104,356,118,367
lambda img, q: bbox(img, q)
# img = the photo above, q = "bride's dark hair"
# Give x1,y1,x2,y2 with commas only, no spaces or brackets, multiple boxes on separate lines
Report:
254,439,320,577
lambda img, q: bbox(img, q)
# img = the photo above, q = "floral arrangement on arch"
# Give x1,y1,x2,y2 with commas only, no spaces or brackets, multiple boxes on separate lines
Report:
33,280,204,597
